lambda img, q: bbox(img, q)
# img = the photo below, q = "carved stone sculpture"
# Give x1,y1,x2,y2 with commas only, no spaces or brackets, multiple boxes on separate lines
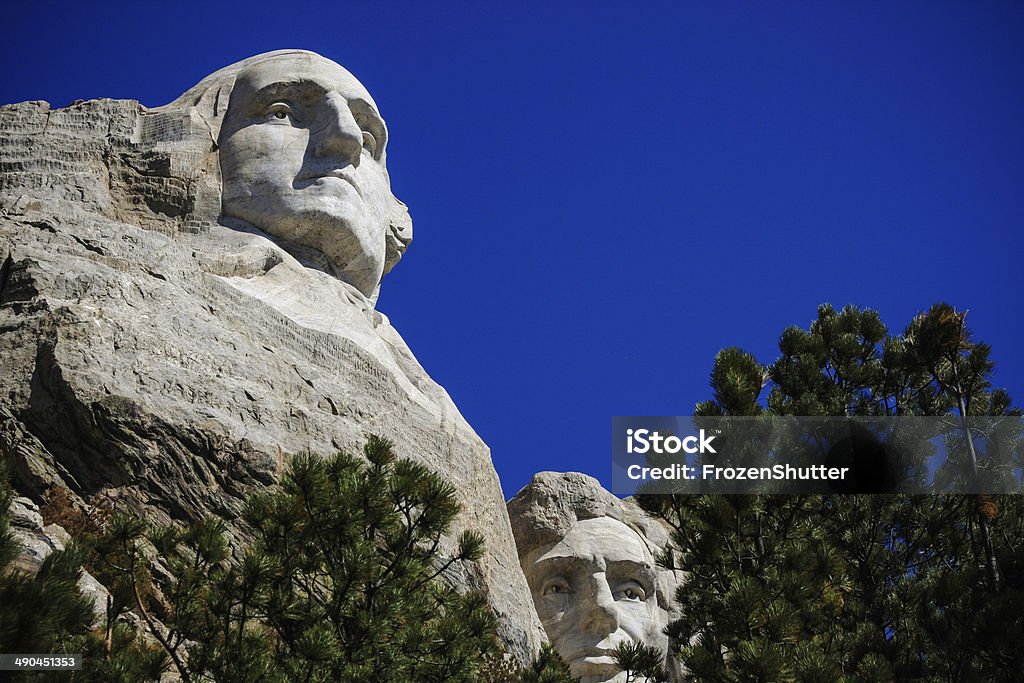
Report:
508,472,683,682
0,50,543,661
165,50,411,299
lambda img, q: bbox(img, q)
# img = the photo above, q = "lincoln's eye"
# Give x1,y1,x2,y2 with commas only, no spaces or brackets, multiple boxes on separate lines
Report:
617,582,646,602
542,578,571,597
274,111,287,120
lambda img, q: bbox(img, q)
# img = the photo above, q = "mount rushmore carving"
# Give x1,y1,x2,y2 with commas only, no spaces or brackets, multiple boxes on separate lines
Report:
0,50,681,678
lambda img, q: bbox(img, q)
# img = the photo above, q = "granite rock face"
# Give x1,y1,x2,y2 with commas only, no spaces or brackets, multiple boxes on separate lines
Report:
0,51,544,662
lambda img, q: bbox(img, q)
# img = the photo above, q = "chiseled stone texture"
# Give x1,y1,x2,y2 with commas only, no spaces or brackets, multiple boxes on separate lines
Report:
509,472,684,682
0,51,544,662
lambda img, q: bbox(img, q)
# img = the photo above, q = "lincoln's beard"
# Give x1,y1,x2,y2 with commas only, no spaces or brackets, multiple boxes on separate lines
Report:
571,662,630,683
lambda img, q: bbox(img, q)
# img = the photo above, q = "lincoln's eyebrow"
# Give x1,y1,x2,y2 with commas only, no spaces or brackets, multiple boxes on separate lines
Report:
606,559,656,586
533,555,590,577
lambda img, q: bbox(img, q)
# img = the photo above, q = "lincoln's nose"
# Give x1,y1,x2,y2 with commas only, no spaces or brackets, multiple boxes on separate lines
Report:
580,573,620,634
310,91,363,167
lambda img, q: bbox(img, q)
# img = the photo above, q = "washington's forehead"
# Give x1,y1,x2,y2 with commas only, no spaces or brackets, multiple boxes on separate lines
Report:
234,55,378,111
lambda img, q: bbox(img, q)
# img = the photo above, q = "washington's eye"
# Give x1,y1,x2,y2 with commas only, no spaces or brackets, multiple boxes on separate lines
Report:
266,103,294,122
616,582,646,602
352,106,386,160
361,131,377,155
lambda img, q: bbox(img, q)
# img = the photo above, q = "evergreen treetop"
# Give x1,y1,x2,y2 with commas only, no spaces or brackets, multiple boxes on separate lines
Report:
641,303,1023,682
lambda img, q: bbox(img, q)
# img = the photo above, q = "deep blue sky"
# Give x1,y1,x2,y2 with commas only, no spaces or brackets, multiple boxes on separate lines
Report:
4,2,1021,499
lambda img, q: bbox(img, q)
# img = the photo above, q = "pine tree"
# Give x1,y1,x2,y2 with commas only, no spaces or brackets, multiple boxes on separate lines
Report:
6,437,585,682
0,474,166,683
518,644,580,683
614,641,669,682
640,303,1024,682
0,476,93,665
86,435,505,682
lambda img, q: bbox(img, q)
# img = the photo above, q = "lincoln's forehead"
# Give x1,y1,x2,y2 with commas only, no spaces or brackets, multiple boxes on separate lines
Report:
232,54,378,112
532,517,651,567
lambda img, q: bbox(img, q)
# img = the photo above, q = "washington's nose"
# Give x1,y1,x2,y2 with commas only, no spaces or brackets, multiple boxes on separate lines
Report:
311,92,363,167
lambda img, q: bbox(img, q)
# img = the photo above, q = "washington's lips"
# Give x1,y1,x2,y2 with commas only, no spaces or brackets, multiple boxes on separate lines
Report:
295,169,362,197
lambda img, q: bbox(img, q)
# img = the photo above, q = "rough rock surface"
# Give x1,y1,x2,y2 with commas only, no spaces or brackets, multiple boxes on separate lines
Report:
7,495,110,627
0,90,544,661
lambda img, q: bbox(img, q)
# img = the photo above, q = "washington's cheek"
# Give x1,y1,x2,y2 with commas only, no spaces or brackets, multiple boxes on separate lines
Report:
224,127,309,186
354,166,393,221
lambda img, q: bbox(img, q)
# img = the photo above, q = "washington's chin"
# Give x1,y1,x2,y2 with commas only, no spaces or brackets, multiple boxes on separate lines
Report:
315,219,386,279
221,208,386,296
277,196,366,233
313,226,386,296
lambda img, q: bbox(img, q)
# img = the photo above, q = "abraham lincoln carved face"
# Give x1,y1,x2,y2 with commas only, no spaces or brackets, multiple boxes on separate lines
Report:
508,472,682,683
525,516,667,683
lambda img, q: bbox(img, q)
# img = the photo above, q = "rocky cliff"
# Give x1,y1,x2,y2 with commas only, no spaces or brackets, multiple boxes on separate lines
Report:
0,95,545,662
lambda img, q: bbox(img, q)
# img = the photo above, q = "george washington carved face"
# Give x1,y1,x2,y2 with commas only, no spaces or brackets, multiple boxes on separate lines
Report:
217,52,398,298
